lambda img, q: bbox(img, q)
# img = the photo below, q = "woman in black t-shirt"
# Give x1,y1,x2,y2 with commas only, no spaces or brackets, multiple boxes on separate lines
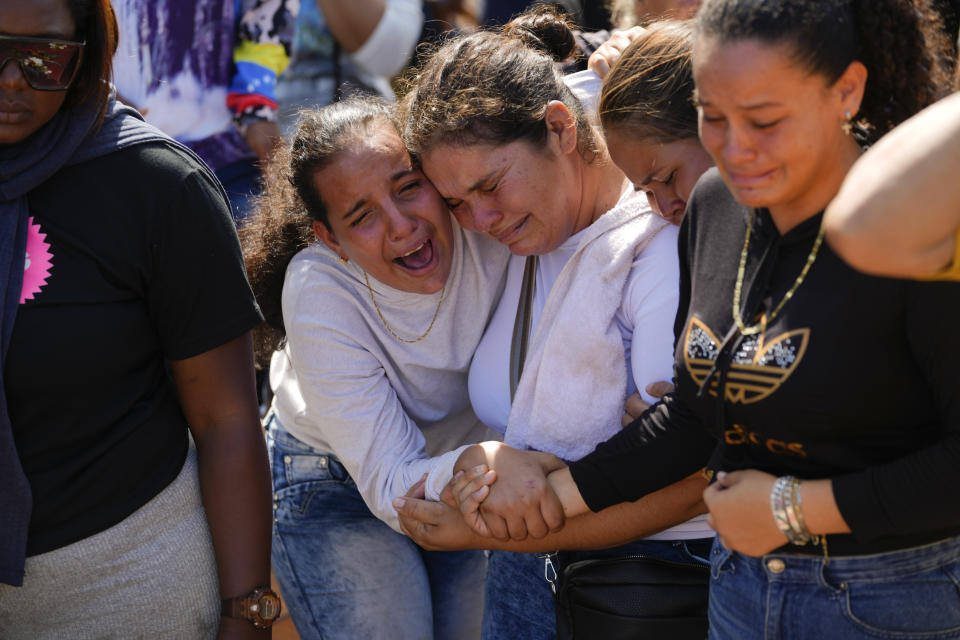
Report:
0,0,274,637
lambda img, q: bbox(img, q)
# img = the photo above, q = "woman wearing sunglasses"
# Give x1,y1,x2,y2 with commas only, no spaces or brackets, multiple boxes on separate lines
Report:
0,1,272,638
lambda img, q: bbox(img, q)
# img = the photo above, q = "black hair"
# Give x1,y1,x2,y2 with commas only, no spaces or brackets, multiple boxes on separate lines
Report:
694,0,953,143
402,5,599,160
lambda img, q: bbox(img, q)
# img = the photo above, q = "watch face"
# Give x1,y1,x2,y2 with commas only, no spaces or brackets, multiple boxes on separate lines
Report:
257,593,281,622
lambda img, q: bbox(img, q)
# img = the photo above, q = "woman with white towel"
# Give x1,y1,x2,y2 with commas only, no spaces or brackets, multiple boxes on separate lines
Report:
400,9,714,639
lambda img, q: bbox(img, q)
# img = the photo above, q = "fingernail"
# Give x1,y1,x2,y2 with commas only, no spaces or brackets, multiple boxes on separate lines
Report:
393,497,406,509
473,464,487,474
453,470,464,480
716,471,727,481
421,473,428,481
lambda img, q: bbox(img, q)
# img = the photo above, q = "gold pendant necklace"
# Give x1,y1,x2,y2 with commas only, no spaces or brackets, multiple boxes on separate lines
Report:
732,213,826,336
364,272,445,343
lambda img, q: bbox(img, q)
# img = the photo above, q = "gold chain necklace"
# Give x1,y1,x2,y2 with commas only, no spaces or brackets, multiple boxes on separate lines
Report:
732,214,826,336
364,272,445,343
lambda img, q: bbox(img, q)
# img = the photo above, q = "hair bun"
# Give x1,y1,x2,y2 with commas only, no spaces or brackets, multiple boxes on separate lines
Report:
503,5,578,63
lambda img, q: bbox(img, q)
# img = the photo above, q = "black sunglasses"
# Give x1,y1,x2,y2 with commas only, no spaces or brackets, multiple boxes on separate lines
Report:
0,34,85,91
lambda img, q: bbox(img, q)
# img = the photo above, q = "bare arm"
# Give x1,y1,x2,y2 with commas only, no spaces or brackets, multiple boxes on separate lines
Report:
396,470,708,551
316,0,385,52
826,92,960,278
317,0,422,79
452,442,566,540
169,333,272,639
242,121,283,165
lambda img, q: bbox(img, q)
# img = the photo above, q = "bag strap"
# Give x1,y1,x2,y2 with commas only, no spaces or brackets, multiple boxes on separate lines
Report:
509,259,562,601
509,255,538,401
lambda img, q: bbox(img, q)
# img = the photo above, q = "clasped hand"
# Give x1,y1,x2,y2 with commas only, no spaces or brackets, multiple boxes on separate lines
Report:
703,469,788,556
445,442,566,541
393,442,565,548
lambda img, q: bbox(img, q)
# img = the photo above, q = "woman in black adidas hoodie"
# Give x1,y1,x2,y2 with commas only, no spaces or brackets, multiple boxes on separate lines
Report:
561,0,960,636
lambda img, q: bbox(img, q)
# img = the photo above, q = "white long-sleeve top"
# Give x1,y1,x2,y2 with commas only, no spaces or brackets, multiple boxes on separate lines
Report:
271,224,509,531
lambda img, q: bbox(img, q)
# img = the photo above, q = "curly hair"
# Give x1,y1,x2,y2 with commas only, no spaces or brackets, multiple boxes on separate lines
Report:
401,5,600,161
599,20,698,144
240,98,397,367
694,0,954,144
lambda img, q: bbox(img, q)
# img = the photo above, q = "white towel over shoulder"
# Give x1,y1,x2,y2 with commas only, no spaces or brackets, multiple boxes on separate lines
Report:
505,194,669,461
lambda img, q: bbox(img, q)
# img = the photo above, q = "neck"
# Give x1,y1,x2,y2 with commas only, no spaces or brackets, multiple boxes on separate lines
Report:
573,152,629,234
768,136,862,234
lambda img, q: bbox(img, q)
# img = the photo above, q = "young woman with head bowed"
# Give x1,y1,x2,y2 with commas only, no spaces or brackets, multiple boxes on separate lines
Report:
0,0,273,636
599,20,714,226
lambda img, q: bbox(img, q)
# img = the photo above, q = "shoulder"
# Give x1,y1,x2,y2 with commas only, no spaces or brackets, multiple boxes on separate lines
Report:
684,167,746,245
459,224,511,265
75,140,213,184
33,141,231,240
284,243,354,304
624,223,681,303
53,141,225,212
686,167,739,221
453,223,512,293
688,167,734,207
281,244,369,333
638,222,681,261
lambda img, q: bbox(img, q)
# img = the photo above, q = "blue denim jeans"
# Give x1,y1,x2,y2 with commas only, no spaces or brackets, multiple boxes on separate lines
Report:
708,535,960,639
482,538,714,640
267,417,487,640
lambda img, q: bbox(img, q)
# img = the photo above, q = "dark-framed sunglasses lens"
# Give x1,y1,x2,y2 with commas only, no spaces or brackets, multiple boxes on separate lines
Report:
0,37,83,90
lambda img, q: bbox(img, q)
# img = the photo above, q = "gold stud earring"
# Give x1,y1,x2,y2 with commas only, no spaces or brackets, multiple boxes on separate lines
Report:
339,255,348,264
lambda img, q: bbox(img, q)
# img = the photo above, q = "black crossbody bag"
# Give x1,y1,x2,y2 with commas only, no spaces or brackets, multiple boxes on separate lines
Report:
509,256,710,639
552,554,709,639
